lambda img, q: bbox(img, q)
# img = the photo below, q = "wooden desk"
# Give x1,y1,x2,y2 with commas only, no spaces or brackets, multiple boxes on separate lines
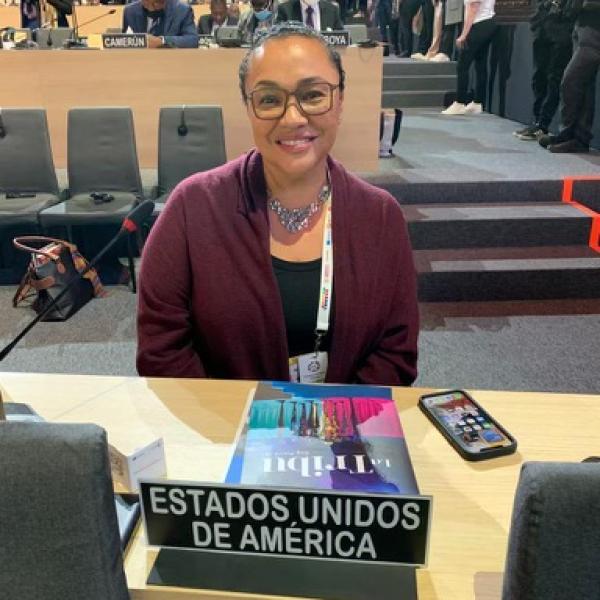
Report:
0,5,210,34
0,47,382,171
3,373,596,599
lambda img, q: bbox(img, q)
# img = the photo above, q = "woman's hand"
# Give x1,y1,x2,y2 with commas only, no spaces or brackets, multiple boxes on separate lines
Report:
456,34,467,49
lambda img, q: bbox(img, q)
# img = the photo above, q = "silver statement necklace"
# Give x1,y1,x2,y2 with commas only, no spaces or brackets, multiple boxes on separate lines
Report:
268,176,331,234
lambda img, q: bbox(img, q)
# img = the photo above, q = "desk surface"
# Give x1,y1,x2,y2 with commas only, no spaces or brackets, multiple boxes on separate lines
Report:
0,46,382,171
2,372,598,600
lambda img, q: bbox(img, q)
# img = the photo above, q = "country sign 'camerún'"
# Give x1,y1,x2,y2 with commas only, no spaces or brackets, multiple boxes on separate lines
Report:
102,33,148,49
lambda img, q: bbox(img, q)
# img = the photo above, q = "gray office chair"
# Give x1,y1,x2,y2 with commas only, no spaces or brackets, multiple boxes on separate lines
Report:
39,107,143,228
34,27,75,49
0,422,130,600
0,108,61,228
345,24,368,44
502,461,600,600
155,105,226,212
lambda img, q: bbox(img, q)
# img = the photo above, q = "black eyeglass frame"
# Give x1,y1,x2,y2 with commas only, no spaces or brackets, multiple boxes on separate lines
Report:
246,82,341,120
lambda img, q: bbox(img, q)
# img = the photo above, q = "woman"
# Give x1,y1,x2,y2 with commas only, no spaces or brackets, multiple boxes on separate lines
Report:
137,23,419,385
441,0,498,115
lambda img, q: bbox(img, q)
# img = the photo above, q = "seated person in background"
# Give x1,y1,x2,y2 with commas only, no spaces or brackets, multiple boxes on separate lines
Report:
198,0,239,34
238,0,276,44
21,0,40,30
137,23,419,386
276,0,343,30
122,0,199,48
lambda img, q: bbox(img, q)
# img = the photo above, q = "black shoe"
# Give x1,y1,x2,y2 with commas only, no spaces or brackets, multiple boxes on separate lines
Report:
398,51,409,58
514,125,547,141
539,133,561,149
548,139,590,153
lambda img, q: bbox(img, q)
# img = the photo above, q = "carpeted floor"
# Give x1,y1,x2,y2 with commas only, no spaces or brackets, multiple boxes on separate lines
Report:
375,109,600,183
1,287,598,394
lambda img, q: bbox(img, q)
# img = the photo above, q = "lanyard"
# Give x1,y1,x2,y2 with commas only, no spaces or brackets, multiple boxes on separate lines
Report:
314,191,333,355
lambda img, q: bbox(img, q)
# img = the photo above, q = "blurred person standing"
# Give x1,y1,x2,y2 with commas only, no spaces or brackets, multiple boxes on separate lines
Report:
441,0,498,114
539,0,600,152
377,0,397,55
514,0,575,140
399,0,434,58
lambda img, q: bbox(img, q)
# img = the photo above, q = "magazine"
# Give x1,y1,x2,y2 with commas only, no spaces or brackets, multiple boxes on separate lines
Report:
225,381,418,494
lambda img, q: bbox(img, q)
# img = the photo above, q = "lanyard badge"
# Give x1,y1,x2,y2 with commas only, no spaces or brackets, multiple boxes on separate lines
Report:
289,192,333,384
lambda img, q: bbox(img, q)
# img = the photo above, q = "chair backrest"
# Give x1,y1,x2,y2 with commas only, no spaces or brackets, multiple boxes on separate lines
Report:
345,24,368,44
0,108,59,195
34,27,74,49
502,461,600,600
67,107,143,196
0,422,130,600
157,105,227,197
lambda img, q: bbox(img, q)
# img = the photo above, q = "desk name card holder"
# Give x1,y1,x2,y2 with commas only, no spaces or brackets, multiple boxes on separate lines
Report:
141,480,432,599
102,33,148,49
322,30,350,46
109,438,166,491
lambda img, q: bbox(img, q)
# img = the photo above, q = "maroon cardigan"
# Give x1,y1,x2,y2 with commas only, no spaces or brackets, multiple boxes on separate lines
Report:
137,150,419,385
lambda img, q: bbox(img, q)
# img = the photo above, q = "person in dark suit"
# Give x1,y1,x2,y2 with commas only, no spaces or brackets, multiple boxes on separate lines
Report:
198,0,239,34
122,0,199,48
276,0,344,30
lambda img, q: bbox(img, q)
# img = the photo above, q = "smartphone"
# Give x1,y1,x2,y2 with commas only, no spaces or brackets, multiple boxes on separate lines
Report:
419,390,517,461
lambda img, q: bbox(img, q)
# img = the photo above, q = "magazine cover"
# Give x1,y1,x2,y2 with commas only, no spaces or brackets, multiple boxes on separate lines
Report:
225,381,418,494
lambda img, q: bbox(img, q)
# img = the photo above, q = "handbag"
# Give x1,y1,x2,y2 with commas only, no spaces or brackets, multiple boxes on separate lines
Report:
12,236,105,322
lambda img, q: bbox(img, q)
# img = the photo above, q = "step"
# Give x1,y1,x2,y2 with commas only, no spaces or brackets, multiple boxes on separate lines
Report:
415,246,600,301
382,90,448,108
360,179,565,205
383,58,457,77
382,75,456,92
403,203,591,249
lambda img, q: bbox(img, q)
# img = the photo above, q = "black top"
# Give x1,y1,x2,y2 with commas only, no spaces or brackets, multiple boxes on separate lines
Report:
272,256,332,358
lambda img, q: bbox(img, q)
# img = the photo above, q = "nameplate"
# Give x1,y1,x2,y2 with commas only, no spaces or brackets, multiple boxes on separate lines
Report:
102,33,148,49
140,480,431,566
322,30,349,46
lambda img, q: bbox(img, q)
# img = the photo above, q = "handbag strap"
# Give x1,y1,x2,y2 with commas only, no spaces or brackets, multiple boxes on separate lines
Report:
13,271,34,308
13,236,75,261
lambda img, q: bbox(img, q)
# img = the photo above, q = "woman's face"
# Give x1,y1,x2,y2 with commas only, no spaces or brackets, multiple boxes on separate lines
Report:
244,36,344,182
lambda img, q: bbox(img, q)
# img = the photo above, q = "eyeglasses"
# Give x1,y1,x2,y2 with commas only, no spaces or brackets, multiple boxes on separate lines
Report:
247,82,340,120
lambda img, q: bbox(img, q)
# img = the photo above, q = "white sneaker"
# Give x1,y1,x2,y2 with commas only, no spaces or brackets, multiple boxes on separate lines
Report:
465,101,483,114
411,52,427,60
441,101,467,115
431,52,450,62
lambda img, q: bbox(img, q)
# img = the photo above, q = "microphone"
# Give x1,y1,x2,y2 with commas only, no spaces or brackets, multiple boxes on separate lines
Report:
178,105,188,136
64,8,117,47
0,200,154,362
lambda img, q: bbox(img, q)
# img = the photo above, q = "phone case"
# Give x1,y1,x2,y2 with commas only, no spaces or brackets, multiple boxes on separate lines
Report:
418,390,517,461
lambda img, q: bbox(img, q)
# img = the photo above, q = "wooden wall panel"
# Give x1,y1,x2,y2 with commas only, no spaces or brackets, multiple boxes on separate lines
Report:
0,47,382,171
